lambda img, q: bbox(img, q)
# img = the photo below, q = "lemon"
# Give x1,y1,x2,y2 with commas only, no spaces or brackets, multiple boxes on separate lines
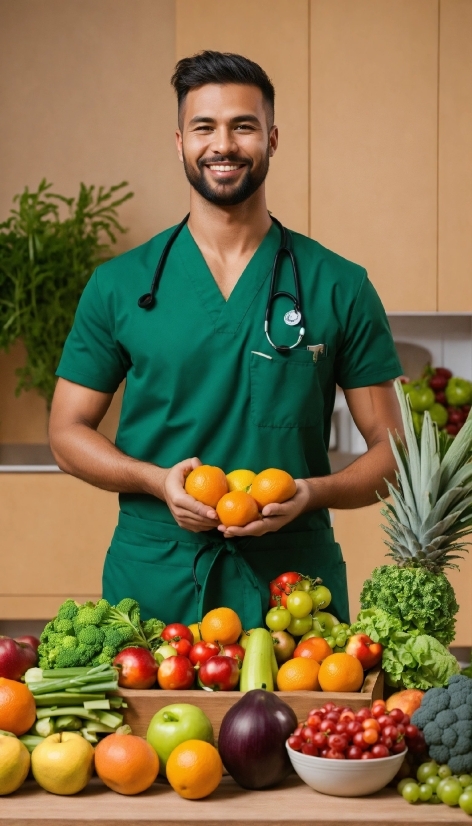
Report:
225,469,256,492
0,733,30,795
31,732,94,795
188,622,201,643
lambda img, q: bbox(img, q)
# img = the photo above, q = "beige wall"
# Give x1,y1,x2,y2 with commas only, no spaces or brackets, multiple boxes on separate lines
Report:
0,0,186,443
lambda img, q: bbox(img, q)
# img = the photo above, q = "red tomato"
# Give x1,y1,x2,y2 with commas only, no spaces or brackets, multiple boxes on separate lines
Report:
169,638,192,657
161,623,193,644
269,572,302,607
188,641,219,667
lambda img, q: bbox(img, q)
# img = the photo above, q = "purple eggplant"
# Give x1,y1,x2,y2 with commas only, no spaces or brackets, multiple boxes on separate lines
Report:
218,689,297,789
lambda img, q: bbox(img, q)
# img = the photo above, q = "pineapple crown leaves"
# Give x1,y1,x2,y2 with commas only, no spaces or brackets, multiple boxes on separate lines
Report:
378,380,472,571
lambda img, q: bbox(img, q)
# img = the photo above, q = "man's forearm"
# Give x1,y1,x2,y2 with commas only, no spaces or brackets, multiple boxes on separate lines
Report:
50,422,167,498
304,439,396,511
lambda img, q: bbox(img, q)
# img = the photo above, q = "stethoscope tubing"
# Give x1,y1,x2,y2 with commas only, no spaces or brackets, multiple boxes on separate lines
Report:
138,212,305,352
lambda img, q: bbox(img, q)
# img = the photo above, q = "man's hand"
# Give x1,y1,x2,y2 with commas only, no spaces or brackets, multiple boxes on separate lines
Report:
163,457,220,532
217,479,311,538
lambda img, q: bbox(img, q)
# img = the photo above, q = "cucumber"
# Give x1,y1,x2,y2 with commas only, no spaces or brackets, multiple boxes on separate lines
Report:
239,628,275,692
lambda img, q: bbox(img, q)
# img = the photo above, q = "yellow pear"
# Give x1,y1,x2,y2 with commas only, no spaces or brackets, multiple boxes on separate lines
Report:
0,732,30,795
31,732,94,795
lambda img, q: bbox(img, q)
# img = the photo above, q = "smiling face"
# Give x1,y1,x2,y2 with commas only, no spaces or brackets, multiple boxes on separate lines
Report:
176,83,278,207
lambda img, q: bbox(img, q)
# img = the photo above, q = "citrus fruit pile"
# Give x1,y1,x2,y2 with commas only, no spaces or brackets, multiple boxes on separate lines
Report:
288,698,424,759
184,465,296,527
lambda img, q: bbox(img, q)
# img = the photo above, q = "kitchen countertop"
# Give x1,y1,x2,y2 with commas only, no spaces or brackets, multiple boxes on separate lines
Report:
1,774,469,825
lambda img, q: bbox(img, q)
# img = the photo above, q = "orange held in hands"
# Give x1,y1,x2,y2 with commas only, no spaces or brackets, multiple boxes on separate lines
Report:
200,607,242,646
0,677,36,736
184,465,228,508
276,657,321,691
94,726,159,795
216,490,259,527
226,469,256,492
250,468,297,508
318,653,364,693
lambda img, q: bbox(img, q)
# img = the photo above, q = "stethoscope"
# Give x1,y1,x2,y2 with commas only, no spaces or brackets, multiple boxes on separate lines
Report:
138,213,305,352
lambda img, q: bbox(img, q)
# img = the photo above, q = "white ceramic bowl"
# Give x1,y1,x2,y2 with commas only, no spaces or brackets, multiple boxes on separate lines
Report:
286,743,406,797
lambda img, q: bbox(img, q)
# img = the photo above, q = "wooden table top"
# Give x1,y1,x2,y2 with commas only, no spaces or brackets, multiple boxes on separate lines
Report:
1,774,469,826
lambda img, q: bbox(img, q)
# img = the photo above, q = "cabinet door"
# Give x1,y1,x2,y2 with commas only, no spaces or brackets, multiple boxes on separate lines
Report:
175,0,310,234
438,0,472,310
0,475,118,619
310,0,438,311
332,505,472,646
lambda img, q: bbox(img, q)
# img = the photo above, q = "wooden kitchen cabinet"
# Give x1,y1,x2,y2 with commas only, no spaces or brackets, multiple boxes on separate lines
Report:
309,0,438,312
332,503,472,646
175,0,310,235
0,474,118,619
438,0,472,311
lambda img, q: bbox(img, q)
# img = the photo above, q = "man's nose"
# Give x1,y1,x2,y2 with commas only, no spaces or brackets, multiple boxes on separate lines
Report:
211,126,237,156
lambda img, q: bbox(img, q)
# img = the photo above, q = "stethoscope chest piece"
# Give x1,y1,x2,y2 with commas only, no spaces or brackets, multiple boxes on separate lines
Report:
284,309,302,327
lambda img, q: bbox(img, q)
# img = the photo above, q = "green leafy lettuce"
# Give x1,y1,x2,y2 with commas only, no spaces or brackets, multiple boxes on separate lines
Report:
382,633,460,690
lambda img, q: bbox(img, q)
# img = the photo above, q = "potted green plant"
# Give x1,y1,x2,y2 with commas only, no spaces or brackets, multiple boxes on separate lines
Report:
0,179,133,409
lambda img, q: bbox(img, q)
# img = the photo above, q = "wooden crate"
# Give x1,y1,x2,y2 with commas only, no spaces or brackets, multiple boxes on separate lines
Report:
118,667,383,738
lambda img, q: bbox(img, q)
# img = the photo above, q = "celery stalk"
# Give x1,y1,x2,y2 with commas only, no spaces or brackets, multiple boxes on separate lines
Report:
36,707,100,721
95,710,123,728
34,693,106,706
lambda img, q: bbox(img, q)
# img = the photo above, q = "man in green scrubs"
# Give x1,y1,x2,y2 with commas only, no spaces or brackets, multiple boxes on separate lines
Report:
50,51,403,629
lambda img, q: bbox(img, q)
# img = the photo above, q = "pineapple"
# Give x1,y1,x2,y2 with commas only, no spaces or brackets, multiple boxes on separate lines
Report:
359,380,472,646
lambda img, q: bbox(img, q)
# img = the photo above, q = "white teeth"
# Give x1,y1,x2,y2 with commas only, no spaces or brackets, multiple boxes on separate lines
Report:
208,165,240,171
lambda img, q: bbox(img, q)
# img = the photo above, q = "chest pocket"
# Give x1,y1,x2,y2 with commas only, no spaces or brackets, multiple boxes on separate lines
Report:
250,350,324,428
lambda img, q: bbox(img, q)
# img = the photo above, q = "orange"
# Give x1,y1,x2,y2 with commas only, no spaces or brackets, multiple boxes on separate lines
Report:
225,469,256,492
250,468,297,508
293,637,333,663
318,653,364,693
94,726,159,795
200,607,242,645
184,465,228,508
166,740,222,799
276,658,320,691
0,678,36,736
216,491,259,527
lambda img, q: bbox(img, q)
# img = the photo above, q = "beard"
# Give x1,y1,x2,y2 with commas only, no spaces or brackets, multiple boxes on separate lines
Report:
182,146,270,206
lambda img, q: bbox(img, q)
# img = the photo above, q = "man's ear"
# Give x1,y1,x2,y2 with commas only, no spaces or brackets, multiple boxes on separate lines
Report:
269,125,278,157
175,130,184,163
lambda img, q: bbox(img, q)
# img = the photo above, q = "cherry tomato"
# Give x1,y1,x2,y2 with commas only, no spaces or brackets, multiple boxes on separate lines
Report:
286,591,313,618
362,718,380,732
371,744,390,758
286,614,313,637
363,728,379,745
161,623,193,644
265,606,291,631
388,708,404,724
346,745,363,759
169,638,192,657
309,585,332,611
288,735,302,751
301,743,319,756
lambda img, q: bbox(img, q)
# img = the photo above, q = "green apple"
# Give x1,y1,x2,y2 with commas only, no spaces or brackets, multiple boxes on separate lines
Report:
146,703,214,775
300,628,323,641
314,612,339,635
154,644,178,664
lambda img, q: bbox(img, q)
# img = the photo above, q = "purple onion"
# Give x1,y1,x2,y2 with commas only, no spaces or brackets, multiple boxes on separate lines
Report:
218,689,297,789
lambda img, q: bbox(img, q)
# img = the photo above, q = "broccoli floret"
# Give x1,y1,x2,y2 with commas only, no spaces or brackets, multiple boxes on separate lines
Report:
74,600,110,630
61,635,78,650
435,709,457,729
429,744,450,765
115,598,141,626
142,617,165,645
55,647,86,669
91,646,116,666
412,687,450,728
76,625,104,649
423,721,443,745
53,618,74,635
57,599,79,621
455,705,472,721
39,620,55,642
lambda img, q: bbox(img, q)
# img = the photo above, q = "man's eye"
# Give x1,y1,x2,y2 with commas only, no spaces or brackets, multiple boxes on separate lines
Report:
235,124,254,131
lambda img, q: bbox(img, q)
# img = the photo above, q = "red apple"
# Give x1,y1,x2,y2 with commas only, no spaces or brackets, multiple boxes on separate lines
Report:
220,643,246,664
345,634,383,670
157,655,195,690
14,635,40,653
198,655,240,691
189,641,219,667
161,623,193,644
0,636,38,680
113,646,158,689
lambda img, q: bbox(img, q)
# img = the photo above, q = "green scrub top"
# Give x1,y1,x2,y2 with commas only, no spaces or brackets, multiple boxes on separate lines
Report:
57,222,402,629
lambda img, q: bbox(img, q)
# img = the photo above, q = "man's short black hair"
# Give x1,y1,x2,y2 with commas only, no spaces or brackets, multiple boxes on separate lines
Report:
171,50,275,126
